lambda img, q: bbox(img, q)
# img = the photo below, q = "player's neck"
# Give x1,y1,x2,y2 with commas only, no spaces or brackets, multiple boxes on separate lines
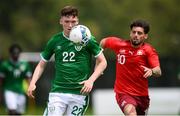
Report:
63,31,69,37
131,42,144,48
62,32,71,41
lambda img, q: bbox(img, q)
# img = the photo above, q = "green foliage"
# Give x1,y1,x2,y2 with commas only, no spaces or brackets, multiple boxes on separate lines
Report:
0,0,180,57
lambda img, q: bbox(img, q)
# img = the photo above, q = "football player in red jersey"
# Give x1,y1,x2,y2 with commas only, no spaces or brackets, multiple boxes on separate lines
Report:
100,19,161,116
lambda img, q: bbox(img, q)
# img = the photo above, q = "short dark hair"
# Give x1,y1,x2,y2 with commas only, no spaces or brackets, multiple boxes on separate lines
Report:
60,6,78,17
9,44,22,54
130,19,150,34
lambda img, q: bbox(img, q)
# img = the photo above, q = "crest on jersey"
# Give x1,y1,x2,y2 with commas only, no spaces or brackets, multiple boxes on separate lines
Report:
74,44,83,51
137,50,143,55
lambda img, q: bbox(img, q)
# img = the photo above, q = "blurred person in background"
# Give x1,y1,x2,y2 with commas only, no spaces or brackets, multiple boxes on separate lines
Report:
27,5,107,116
0,44,32,115
100,19,161,116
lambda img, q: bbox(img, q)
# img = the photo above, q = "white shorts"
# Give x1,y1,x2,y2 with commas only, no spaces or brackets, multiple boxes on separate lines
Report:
4,90,26,114
43,92,89,116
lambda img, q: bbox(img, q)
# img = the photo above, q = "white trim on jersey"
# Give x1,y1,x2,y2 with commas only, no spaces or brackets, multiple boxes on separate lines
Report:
62,32,70,40
40,53,55,62
94,49,103,58
40,53,49,62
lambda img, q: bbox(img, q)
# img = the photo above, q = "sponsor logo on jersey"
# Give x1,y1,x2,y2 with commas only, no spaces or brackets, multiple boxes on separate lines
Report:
75,45,82,51
119,49,133,55
56,46,62,50
129,51,133,55
119,49,126,54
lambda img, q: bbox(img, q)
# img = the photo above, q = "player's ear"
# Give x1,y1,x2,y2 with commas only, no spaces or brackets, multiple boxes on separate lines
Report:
144,34,148,39
59,18,63,25
76,19,79,25
129,31,133,38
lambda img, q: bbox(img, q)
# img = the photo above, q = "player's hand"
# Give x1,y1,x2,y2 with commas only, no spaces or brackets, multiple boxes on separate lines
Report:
79,80,94,95
27,84,36,98
141,65,153,78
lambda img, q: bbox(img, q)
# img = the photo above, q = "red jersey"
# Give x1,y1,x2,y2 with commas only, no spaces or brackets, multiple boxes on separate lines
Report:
104,37,160,96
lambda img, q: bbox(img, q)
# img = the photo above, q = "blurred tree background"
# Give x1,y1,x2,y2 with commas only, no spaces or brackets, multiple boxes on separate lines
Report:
0,0,180,115
0,0,180,57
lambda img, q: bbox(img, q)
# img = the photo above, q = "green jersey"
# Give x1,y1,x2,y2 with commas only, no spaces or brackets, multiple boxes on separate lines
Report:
0,60,32,94
41,32,102,94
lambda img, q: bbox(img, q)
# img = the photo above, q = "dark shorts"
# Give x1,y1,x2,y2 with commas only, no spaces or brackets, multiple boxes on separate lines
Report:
115,93,150,115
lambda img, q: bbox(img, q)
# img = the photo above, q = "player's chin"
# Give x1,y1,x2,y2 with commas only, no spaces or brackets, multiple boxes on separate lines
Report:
67,30,71,34
132,40,141,46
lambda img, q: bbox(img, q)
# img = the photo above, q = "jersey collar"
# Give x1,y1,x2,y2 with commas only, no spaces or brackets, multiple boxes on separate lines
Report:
62,32,70,40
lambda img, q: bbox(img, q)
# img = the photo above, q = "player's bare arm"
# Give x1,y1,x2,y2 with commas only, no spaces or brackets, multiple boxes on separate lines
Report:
80,53,107,94
27,60,47,98
141,65,161,78
94,52,105,75
151,66,162,77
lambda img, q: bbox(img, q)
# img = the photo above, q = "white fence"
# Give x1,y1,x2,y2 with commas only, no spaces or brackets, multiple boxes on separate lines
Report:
92,88,180,115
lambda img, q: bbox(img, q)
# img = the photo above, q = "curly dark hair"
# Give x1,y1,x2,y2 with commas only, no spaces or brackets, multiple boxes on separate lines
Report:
130,19,150,34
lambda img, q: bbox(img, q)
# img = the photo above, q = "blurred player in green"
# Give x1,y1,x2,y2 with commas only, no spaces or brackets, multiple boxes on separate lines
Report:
27,5,107,116
0,44,32,115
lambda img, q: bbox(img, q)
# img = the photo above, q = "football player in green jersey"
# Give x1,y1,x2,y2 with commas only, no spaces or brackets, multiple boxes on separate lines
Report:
0,44,32,115
27,5,107,115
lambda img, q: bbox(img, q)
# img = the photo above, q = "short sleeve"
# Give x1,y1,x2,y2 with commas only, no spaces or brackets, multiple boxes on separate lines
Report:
41,37,55,62
87,36,103,57
104,36,123,51
146,45,160,68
